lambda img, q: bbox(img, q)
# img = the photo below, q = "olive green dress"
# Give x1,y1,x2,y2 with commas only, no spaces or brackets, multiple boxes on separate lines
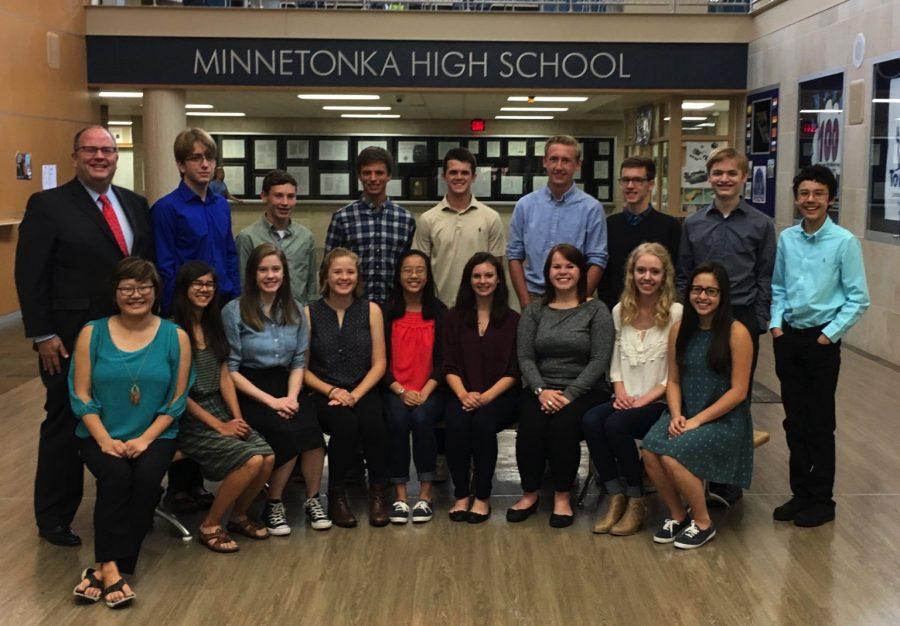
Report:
177,348,273,481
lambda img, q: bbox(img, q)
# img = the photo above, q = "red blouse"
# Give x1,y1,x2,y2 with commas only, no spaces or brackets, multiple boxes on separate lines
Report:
390,311,435,392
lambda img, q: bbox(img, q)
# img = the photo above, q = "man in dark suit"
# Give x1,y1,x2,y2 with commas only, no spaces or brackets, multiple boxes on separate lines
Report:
15,125,154,546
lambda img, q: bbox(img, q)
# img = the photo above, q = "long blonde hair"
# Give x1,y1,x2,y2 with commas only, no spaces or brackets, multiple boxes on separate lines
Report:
619,242,676,328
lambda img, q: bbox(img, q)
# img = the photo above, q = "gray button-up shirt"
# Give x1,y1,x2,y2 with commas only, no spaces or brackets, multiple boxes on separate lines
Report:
676,200,776,331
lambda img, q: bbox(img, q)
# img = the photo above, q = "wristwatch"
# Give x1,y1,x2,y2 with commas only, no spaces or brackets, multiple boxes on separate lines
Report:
533,387,544,396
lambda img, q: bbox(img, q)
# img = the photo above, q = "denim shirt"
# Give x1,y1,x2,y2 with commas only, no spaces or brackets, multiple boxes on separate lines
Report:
222,298,308,372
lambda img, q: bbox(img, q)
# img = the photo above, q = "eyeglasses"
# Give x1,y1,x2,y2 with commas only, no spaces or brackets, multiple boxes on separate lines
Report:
401,267,426,277
797,189,829,199
117,284,154,297
190,280,216,290
690,286,720,297
77,146,118,156
618,177,649,185
183,153,217,164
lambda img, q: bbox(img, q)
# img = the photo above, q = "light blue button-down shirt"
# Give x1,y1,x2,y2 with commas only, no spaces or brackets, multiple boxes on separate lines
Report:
506,185,608,294
222,298,309,372
769,217,870,341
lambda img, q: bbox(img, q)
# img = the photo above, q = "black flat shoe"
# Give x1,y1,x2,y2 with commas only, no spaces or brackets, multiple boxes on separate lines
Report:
39,525,81,547
549,512,574,528
506,498,539,523
467,507,491,524
448,509,469,522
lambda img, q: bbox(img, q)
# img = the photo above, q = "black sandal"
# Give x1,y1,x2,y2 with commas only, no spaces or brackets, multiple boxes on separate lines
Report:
103,578,135,608
73,567,103,602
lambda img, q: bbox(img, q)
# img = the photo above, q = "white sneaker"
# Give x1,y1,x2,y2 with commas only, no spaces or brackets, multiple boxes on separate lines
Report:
263,501,291,536
389,500,410,524
304,496,333,530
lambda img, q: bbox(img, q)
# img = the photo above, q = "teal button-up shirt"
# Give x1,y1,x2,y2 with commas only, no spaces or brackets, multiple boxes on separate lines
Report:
770,217,870,341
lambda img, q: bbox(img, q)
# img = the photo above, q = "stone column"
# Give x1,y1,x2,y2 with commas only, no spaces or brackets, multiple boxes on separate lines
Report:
143,89,185,204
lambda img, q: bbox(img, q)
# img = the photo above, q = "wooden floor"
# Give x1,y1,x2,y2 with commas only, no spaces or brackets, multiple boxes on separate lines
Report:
2,318,899,625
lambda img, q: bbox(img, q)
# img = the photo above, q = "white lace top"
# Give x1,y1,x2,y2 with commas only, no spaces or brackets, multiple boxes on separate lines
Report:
609,302,683,398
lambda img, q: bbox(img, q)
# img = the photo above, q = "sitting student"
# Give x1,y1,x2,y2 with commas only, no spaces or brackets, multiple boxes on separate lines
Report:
508,244,614,528
171,261,276,552
304,248,390,528
70,258,192,608
444,253,520,523
583,243,682,536
382,251,447,525
223,243,331,536
642,262,754,549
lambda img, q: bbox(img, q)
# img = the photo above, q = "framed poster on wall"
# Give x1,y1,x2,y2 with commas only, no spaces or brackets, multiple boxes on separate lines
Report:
745,86,778,217
798,72,843,222
866,55,900,242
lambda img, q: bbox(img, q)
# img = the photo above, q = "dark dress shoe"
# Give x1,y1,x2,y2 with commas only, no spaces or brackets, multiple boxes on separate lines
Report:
328,490,357,528
467,507,491,524
506,498,539,523
549,512,574,528
448,509,469,522
40,525,82,547
368,483,390,527
773,497,809,521
794,502,835,528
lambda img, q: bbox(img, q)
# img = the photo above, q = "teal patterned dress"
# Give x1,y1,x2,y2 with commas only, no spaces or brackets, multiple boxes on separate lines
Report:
176,347,273,481
642,329,754,488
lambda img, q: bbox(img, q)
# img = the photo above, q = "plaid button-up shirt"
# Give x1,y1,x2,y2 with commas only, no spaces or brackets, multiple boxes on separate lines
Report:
324,197,415,305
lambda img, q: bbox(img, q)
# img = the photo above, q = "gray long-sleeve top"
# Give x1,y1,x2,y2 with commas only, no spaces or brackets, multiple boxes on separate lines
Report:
517,299,614,402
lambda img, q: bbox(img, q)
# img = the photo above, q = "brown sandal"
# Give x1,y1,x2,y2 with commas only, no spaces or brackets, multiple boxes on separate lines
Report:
226,517,270,540
198,526,239,553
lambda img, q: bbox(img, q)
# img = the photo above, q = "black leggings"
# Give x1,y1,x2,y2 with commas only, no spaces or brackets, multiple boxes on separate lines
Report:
515,389,609,493
313,389,388,490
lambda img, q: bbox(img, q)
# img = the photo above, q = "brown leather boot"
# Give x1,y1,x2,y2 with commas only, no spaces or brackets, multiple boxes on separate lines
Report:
368,483,390,527
593,493,626,534
328,489,357,528
610,496,645,536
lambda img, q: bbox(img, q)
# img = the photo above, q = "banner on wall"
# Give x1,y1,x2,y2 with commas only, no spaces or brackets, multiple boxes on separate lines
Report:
885,77,900,222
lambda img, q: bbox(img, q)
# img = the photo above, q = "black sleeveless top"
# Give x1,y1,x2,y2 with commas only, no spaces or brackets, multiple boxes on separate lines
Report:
308,297,372,389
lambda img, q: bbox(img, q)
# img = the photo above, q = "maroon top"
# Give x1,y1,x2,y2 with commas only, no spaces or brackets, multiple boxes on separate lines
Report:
442,308,520,393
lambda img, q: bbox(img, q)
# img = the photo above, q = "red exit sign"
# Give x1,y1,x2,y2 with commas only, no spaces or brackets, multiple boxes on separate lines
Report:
470,119,486,132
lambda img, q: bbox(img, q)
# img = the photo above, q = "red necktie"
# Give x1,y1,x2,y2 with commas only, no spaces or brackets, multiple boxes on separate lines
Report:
99,193,129,256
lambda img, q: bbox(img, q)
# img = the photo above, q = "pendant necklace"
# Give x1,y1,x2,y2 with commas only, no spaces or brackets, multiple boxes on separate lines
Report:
121,341,152,406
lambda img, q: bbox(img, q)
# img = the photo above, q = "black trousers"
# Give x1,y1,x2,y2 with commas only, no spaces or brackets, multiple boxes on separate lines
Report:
313,389,388,490
774,324,841,505
35,355,84,531
731,305,761,388
80,437,176,574
516,389,609,493
445,390,519,500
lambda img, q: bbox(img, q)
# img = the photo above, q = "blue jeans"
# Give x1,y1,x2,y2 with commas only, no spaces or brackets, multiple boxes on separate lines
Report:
384,390,445,485
582,400,664,489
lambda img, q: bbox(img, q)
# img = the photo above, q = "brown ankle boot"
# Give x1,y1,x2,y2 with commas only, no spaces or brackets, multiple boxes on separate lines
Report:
328,489,357,528
368,483,390,527
610,497,645,536
593,493,626,534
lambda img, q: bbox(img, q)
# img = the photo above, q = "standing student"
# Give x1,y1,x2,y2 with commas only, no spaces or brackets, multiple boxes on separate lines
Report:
770,166,869,528
172,261,276,552
69,258,191,607
676,146,775,505
304,248,391,528
507,135,608,308
508,244,614,528
15,126,155,548
223,244,331,536
583,243,682,536
642,262,754,549
324,147,415,306
382,251,447,525
444,253,520,523
413,147,506,306
597,156,680,311
236,169,319,306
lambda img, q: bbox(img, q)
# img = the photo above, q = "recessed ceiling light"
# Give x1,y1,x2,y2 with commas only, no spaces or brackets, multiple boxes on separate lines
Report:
340,113,400,119
680,116,708,121
873,98,900,103
98,91,143,98
500,107,568,112
185,104,214,109
323,106,392,111
696,122,716,127
299,94,380,100
186,111,246,117
107,121,133,126
508,96,588,103
495,115,554,120
681,101,715,110
799,109,843,113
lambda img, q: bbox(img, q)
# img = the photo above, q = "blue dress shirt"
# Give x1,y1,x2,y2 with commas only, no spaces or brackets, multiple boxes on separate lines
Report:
151,181,240,313
506,185,608,294
769,217,870,341
222,298,309,372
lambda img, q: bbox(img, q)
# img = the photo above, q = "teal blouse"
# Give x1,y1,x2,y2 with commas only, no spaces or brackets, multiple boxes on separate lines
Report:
68,317,192,441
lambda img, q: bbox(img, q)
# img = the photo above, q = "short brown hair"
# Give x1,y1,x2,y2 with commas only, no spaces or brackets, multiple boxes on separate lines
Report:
174,128,217,164
319,248,365,299
544,135,582,161
542,243,589,305
110,257,162,315
706,147,748,174
262,169,298,195
620,155,656,180
356,146,393,177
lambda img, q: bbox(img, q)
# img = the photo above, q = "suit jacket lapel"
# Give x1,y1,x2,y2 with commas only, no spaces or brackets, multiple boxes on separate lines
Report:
67,178,122,255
